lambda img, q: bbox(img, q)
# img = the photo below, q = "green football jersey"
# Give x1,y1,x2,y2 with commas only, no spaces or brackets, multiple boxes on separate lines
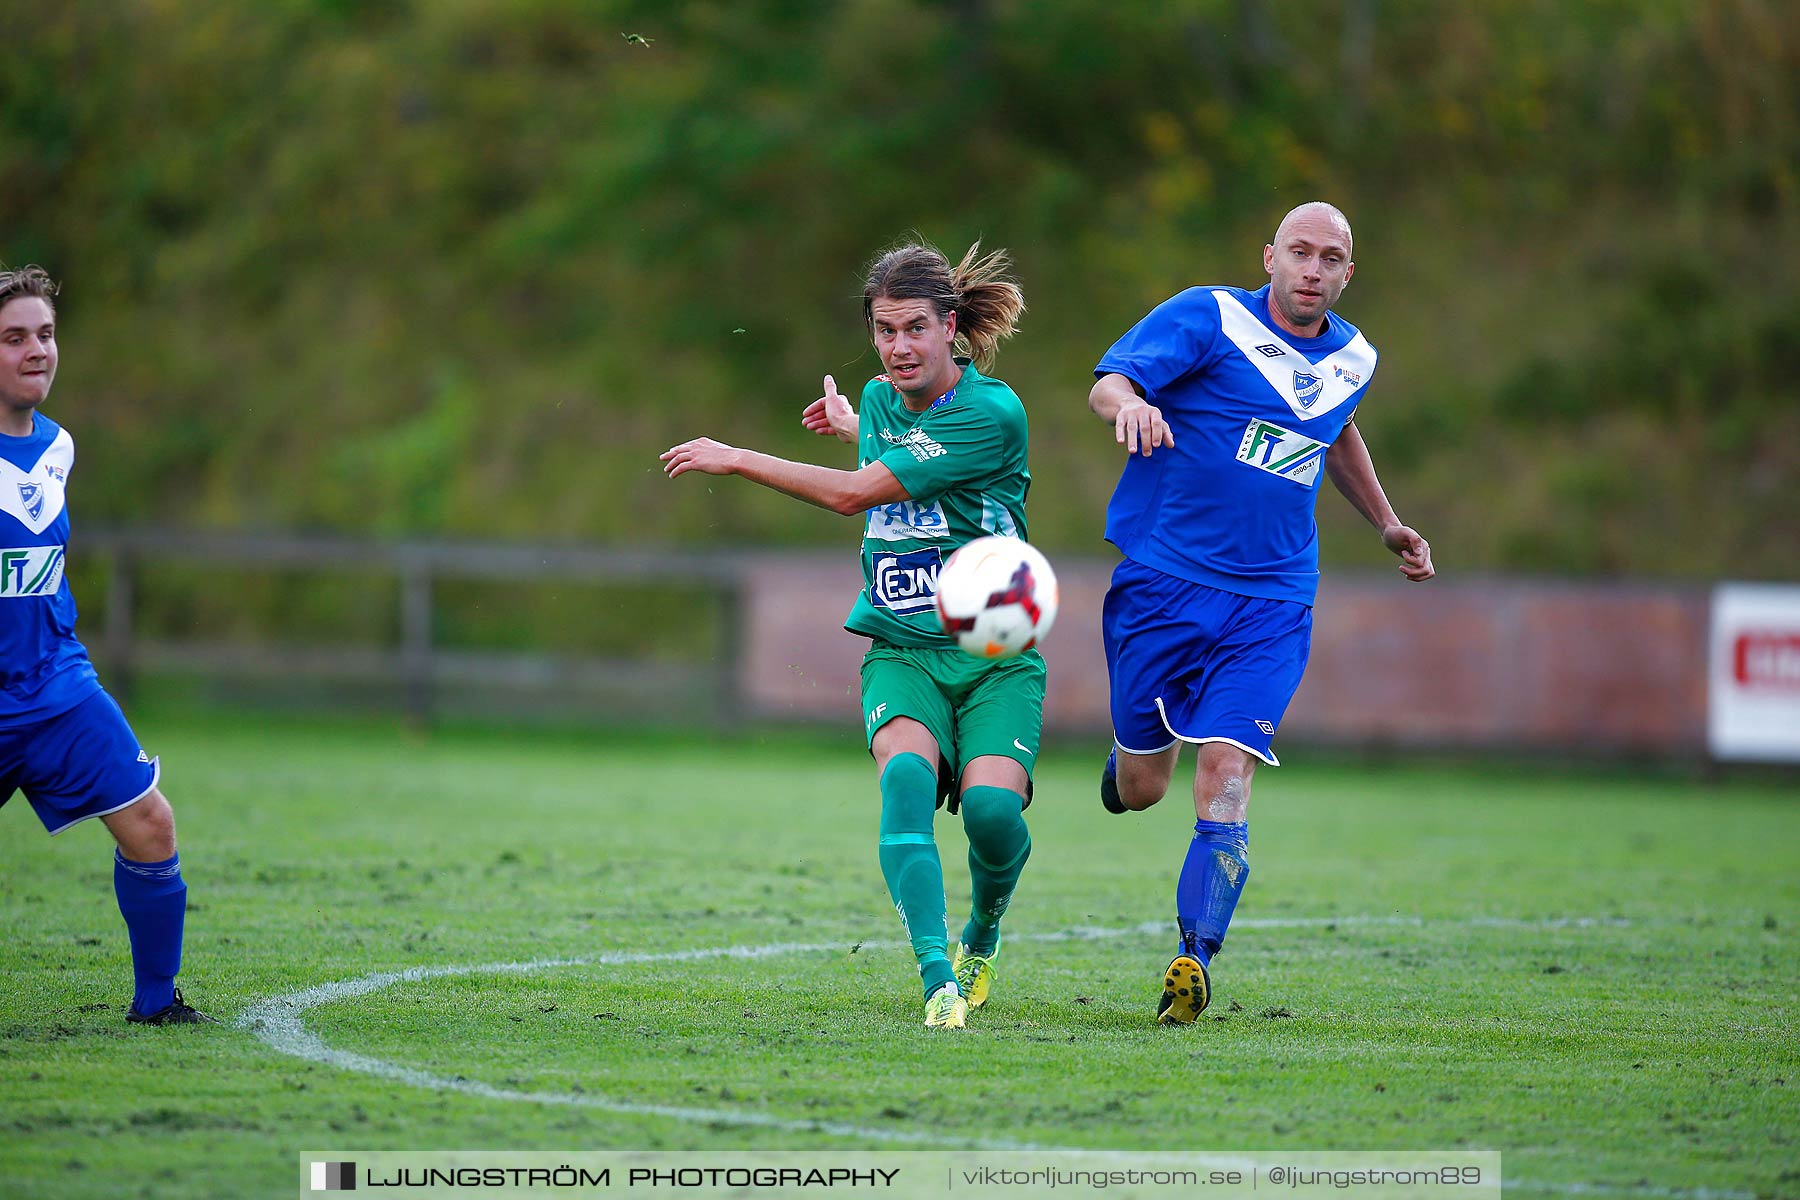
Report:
843,360,1032,648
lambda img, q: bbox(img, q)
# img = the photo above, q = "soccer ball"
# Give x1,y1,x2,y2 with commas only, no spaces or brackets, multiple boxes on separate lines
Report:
934,536,1059,659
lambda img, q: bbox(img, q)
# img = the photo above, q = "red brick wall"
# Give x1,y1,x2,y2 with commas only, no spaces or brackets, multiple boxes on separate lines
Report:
737,555,1709,755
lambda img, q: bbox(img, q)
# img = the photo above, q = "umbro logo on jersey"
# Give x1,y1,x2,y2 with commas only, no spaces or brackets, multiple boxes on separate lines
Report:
1293,371,1323,409
137,750,151,764
17,483,44,521
1253,343,1285,358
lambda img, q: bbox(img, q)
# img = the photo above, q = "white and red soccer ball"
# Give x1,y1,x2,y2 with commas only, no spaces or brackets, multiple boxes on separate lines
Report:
934,536,1059,659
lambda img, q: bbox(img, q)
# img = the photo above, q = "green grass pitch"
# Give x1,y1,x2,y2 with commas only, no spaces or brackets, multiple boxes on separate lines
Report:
2,712,1796,1199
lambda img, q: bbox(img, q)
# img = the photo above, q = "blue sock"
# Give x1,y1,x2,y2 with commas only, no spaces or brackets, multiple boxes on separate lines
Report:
114,850,187,1017
1175,820,1249,966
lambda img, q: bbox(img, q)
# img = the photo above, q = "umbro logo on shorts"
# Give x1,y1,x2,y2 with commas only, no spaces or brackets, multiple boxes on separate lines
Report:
1255,720,1275,735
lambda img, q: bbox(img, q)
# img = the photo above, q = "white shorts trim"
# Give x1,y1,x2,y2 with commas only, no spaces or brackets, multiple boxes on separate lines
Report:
1113,736,1179,756
1153,697,1281,767
45,756,162,837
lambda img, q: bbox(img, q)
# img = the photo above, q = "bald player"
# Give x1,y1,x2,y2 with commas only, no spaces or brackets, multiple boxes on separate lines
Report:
1085,203,1435,1024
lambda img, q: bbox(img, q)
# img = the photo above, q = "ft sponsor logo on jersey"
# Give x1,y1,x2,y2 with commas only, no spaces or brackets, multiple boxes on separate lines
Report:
869,548,943,615
0,545,66,597
1235,419,1327,486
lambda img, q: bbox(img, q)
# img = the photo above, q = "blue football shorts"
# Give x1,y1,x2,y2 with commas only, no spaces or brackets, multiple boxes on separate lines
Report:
1101,557,1313,765
0,689,161,836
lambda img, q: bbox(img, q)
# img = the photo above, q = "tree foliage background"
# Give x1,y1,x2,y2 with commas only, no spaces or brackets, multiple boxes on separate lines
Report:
3,0,1795,580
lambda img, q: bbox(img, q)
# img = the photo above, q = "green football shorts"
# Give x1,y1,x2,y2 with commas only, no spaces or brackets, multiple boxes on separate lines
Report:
860,642,1046,783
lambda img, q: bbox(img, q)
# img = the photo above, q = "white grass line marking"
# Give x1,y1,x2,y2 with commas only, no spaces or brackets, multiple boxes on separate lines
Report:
233,913,1752,1196
242,940,994,1145
238,916,1426,1149
235,921,1605,1144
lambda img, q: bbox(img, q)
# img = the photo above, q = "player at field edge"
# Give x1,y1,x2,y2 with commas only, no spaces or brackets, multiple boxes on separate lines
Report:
1088,203,1434,1024
0,266,212,1025
662,239,1037,1031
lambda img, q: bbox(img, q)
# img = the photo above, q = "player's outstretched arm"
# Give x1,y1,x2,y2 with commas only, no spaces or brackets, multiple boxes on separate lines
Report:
1089,372,1173,457
800,374,859,444
1324,420,1435,581
661,437,908,515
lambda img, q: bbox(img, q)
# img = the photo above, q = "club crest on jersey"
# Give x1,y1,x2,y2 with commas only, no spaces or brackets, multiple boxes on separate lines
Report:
1236,418,1327,486
869,547,943,615
17,482,44,521
1292,371,1323,410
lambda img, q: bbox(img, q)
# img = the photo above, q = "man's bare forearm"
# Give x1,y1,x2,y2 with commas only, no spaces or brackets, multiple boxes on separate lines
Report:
1325,421,1401,530
726,449,904,515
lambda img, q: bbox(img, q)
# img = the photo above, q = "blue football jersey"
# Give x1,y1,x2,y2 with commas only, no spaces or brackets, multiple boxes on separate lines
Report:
1096,284,1377,606
0,414,100,727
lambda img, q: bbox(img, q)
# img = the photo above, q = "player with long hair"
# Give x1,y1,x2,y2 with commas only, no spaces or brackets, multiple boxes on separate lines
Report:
663,238,1038,1029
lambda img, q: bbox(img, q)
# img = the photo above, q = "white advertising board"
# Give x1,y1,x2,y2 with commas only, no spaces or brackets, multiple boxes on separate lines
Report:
1709,583,1800,762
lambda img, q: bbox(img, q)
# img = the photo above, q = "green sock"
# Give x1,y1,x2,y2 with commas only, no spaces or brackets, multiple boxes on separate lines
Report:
958,785,1031,955
878,753,954,998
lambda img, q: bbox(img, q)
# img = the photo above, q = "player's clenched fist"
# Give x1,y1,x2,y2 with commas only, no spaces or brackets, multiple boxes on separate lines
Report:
661,437,740,478
1382,524,1436,582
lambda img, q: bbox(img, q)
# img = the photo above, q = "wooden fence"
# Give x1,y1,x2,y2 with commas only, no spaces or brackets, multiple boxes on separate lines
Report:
79,530,1718,756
